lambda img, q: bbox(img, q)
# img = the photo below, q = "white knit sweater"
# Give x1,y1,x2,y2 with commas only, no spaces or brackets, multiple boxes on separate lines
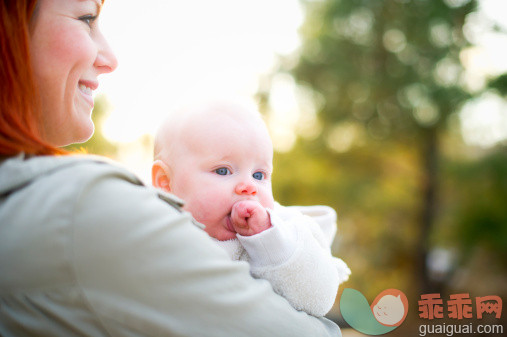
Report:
212,203,350,317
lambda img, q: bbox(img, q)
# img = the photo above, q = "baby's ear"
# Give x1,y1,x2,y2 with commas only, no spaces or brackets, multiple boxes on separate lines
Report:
152,160,172,192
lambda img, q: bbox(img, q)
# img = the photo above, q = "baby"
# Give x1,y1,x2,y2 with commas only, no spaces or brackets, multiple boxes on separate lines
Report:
152,100,350,317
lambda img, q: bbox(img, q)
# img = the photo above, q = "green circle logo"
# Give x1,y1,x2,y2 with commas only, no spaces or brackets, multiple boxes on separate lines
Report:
340,288,409,335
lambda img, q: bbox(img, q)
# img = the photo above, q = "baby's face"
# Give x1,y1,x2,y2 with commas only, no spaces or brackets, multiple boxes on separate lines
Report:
168,111,274,241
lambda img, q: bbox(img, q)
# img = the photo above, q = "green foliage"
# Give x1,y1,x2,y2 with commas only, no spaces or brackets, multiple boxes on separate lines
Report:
293,0,474,137
264,0,507,306
489,73,507,96
449,149,507,265
272,136,422,299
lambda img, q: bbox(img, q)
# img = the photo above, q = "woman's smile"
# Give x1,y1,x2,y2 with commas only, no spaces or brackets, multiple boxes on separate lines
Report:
77,80,98,107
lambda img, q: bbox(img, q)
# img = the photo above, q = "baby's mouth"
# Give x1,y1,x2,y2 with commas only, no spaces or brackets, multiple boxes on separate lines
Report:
225,213,235,232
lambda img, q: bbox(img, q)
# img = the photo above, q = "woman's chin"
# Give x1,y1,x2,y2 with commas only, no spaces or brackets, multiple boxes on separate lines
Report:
52,127,94,148
68,121,95,146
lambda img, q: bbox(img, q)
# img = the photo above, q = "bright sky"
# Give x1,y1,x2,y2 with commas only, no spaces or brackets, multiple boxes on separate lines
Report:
98,0,302,143
96,0,507,153
459,0,507,147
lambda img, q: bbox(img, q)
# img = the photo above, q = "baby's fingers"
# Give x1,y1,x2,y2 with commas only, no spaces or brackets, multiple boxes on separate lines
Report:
231,205,249,229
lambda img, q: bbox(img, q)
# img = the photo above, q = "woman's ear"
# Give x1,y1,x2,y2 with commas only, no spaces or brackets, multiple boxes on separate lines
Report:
152,160,172,192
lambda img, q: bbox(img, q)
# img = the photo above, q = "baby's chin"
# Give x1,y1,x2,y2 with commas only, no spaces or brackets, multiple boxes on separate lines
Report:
204,224,238,241
214,233,238,241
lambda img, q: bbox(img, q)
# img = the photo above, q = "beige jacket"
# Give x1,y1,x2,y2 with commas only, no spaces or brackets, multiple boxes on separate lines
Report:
0,154,341,336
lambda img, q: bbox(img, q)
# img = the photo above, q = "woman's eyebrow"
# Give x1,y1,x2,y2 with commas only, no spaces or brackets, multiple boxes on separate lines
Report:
79,0,102,14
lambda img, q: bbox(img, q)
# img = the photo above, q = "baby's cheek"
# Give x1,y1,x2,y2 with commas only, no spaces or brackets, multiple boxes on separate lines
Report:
187,197,221,223
184,202,208,223
260,192,275,210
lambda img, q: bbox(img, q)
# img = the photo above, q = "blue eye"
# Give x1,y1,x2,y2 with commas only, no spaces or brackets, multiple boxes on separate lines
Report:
252,172,264,180
215,168,231,176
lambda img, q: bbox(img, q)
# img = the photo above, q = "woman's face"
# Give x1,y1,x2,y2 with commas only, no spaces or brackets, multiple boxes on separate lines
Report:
30,0,117,146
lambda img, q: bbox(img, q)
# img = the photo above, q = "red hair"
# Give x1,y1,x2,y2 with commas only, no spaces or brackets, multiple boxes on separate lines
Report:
0,0,64,155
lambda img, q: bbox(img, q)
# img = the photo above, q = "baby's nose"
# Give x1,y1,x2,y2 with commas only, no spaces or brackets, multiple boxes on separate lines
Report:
235,181,257,196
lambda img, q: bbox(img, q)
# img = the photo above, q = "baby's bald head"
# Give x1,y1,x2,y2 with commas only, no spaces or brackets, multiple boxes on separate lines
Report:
154,99,271,166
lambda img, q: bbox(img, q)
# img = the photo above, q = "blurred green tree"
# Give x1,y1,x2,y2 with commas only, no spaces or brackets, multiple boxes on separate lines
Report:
263,0,480,296
489,73,507,96
446,149,507,267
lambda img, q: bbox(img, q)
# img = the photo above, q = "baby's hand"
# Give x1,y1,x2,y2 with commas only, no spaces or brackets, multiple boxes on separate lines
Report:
231,200,271,236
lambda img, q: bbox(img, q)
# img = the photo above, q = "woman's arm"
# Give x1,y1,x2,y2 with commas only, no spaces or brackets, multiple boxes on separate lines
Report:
71,168,341,337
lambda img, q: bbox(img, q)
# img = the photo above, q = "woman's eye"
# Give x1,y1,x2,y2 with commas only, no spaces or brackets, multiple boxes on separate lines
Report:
252,172,264,180
78,15,97,27
215,168,231,176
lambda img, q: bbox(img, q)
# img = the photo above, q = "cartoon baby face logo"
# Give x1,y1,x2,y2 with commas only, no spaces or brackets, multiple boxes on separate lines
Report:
371,289,409,327
340,288,409,335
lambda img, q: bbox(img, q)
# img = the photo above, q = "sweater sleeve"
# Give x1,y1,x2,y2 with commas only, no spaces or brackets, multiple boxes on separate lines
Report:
280,203,351,284
237,208,341,317
70,167,342,336
283,204,337,247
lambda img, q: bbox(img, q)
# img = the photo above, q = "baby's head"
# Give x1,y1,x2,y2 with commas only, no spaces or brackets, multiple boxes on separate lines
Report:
153,99,275,240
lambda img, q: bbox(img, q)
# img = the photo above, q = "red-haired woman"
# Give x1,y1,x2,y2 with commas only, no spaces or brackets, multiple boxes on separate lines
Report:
0,1,340,336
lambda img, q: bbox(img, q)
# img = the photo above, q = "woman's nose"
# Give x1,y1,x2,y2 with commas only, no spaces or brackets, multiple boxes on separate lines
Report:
235,181,257,196
94,30,118,74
